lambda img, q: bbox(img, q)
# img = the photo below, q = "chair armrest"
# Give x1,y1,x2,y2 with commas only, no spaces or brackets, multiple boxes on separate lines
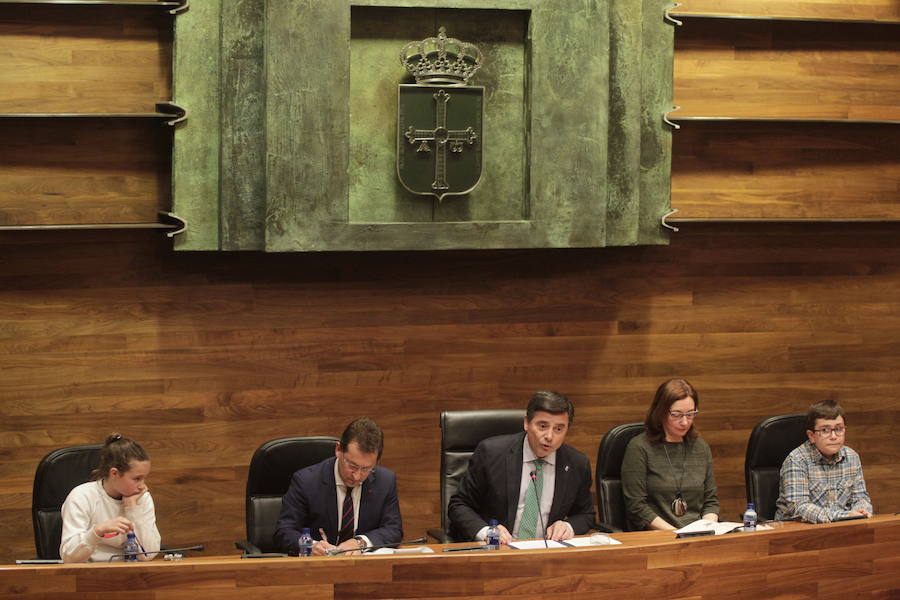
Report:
426,528,451,544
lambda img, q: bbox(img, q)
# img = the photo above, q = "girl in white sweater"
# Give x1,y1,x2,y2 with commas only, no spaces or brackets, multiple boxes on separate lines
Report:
60,433,161,562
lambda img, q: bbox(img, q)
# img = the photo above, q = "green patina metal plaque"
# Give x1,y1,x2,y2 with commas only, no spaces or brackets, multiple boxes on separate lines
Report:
171,0,674,251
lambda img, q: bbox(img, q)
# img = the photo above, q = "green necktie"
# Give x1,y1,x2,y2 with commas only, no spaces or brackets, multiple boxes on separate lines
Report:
518,458,545,539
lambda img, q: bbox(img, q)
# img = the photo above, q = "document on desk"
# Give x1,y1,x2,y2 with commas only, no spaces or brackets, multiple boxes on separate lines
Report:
676,519,773,536
564,535,622,547
507,540,570,550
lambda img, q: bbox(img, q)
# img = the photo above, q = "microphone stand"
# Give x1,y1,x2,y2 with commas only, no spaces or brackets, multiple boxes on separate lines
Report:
326,536,428,556
106,544,204,562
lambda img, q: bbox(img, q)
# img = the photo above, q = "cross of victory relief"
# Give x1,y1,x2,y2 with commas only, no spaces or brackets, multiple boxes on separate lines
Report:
404,89,478,192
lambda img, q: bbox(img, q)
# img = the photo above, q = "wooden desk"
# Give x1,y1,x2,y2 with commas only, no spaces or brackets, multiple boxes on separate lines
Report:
3,515,899,600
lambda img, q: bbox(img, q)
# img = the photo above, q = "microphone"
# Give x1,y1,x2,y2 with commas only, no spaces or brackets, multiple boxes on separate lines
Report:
759,516,801,524
325,536,427,556
529,471,549,549
106,544,204,562
442,545,489,553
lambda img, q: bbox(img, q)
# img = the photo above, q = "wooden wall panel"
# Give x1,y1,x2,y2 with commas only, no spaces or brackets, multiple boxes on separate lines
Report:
1,226,899,563
0,4,173,226
675,0,900,22
671,16,900,219
0,119,171,225
671,122,900,219
0,5,172,113
674,19,900,120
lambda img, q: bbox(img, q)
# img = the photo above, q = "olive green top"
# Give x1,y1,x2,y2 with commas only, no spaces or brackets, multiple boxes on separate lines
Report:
621,432,720,530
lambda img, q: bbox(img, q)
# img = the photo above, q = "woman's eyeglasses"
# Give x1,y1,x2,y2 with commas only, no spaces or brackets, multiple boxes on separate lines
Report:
669,410,699,420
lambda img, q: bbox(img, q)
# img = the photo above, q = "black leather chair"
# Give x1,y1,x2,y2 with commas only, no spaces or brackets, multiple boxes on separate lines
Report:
32,444,103,559
595,422,645,532
429,409,525,542
745,414,807,521
236,436,339,555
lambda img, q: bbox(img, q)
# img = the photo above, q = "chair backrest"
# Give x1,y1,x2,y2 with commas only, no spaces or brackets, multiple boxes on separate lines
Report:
595,423,645,531
745,414,807,521
244,436,339,553
32,444,103,559
439,410,525,535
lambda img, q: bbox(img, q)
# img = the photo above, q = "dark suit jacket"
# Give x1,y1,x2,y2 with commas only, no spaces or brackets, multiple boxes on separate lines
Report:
447,432,595,541
274,456,403,554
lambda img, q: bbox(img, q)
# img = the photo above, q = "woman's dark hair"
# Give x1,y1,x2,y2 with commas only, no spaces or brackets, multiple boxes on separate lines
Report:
645,378,699,444
90,433,150,480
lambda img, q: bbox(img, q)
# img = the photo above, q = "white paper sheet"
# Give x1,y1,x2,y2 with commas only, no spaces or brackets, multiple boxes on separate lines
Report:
507,539,570,550
563,534,622,547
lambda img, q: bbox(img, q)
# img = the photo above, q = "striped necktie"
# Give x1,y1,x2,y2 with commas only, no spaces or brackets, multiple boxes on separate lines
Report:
338,491,354,544
518,458,545,539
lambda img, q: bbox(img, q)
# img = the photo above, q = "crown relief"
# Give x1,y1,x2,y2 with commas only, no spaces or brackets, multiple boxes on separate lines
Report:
400,27,484,86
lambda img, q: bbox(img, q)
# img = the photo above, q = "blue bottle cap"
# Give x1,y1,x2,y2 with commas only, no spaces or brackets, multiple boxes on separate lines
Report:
489,519,498,527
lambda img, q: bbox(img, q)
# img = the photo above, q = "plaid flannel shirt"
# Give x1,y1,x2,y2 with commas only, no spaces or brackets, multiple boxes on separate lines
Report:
775,440,872,523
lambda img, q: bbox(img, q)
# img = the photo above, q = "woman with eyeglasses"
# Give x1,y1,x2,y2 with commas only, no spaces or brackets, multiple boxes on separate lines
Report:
621,378,720,530
774,400,872,523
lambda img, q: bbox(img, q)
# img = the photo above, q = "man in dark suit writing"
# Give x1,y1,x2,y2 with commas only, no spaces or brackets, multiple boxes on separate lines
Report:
275,418,402,555
448,391,595,544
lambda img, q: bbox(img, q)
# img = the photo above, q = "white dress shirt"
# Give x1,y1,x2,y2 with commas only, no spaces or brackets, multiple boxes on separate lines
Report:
332,459,371,547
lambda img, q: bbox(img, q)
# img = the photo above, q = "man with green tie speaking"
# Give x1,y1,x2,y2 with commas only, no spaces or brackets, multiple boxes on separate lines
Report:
448,391,595,544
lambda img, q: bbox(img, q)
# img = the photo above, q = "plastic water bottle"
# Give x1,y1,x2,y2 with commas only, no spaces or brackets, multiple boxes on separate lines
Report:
298,527,313,557
123,532,140,562
743,503,758,531
485,519,500,550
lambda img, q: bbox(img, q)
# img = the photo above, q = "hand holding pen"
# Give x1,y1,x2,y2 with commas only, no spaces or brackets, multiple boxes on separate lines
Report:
312,528,336,557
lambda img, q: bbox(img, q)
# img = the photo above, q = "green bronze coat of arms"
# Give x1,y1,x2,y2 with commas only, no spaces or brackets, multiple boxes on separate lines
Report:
397,28,484,202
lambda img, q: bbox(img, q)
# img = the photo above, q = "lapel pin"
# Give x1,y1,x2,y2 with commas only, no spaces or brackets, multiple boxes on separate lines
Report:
565,465,569,472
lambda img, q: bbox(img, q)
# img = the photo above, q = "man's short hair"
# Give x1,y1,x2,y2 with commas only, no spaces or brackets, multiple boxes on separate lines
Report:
339,417,384,459
806,400,845,432
526,390,574,424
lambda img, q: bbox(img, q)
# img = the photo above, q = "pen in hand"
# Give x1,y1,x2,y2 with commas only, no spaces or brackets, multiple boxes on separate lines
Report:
319,528,329,544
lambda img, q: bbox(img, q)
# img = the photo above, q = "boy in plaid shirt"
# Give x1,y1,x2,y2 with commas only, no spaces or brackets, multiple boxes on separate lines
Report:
775,400,872,523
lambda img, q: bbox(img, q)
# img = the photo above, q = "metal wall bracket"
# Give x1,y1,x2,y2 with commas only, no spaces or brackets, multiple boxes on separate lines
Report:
159,211,187,238
156,102,187,127
664,106,681,130
661,208,680,232
665,2,684,26
170,0,189,15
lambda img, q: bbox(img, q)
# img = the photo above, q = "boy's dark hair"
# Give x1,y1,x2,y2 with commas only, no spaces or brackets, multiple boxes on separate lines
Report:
806,400,845,432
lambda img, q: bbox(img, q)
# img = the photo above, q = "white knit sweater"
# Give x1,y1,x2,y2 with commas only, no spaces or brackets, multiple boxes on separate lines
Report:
60,480,161,562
